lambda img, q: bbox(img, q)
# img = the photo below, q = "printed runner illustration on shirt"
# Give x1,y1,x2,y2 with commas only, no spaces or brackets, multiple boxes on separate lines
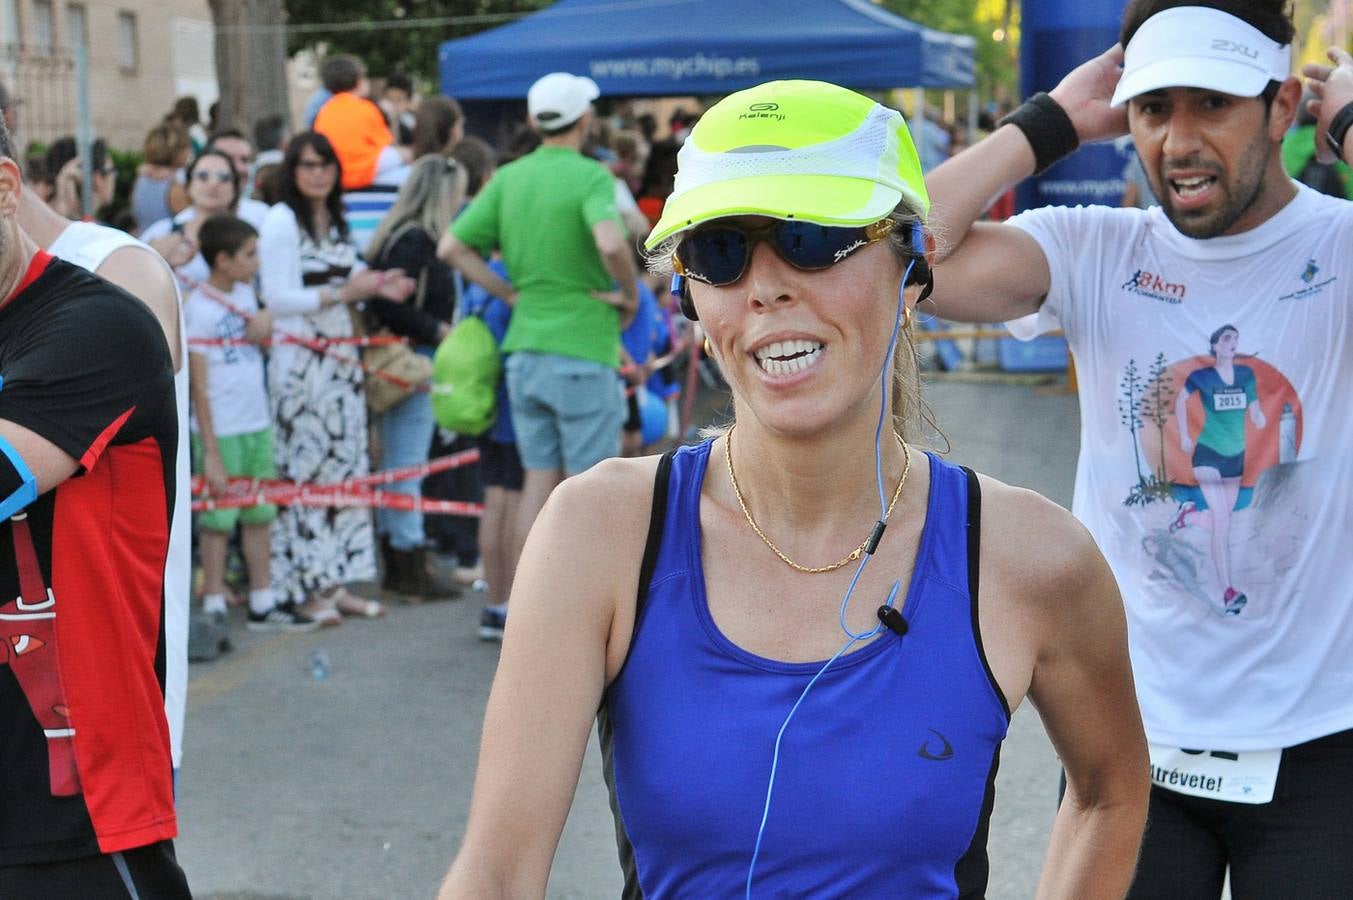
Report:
1117,324,1304,619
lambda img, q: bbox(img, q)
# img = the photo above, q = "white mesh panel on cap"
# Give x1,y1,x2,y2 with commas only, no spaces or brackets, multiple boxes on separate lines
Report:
671,104,902,199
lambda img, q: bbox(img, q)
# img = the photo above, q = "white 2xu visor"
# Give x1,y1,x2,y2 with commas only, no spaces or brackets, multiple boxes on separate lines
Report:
1111,6,1292,107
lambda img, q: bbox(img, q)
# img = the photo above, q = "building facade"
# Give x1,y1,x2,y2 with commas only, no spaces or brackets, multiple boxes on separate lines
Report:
1,0,216,151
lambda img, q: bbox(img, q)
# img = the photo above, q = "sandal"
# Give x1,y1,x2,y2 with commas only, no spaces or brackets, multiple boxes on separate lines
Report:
298,590,344,628
331,586,387,620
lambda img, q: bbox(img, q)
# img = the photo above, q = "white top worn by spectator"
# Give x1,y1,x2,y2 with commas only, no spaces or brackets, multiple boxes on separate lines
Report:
142,200,270,286
257,202,363,398
257,203,360,317
184,282,271,437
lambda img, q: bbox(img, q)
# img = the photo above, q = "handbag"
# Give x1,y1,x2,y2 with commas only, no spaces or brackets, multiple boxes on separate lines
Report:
362,224,437,413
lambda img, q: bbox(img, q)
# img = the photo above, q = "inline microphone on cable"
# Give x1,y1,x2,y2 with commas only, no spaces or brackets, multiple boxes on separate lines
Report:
877,605,909,638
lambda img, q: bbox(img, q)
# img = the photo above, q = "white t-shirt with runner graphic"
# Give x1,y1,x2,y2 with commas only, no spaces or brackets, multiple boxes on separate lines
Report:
1007,185,1353,751
184,282,271,437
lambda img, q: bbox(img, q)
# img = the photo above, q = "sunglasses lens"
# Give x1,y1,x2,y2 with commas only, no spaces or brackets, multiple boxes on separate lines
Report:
774,221,868,269
679,228,749,285
678,221,877,285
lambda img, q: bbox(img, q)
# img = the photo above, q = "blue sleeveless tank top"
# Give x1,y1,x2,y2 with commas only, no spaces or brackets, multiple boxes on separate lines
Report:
599,440,1011,898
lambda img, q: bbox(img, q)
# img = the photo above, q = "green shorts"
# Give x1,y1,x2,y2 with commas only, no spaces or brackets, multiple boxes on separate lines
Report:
192,427,278,532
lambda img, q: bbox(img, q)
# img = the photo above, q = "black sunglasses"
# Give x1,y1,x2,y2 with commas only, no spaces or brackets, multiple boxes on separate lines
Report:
673,219,893,287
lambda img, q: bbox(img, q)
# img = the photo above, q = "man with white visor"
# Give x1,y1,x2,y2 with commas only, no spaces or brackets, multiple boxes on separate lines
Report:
923,0,1353,895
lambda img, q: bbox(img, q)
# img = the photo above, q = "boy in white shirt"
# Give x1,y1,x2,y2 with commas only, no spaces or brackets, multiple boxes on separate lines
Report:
186,214,317,632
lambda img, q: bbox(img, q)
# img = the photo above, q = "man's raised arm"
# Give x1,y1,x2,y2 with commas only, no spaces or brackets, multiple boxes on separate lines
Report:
926,45,1128,323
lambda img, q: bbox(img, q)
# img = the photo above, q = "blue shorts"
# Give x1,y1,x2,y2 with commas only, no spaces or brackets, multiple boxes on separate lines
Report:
504,351,623,475
1192,443,1244,479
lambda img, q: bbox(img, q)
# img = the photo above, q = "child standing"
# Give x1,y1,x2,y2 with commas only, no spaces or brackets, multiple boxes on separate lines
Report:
187,214,317,632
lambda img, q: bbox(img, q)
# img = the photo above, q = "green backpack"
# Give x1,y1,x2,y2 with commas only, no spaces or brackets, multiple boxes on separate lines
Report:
431,315,501,435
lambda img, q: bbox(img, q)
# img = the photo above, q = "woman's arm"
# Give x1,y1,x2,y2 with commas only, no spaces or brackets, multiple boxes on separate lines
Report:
1249,401,1267,429
258,207,324,317
368,230,447,344
980,480,1148,899
1176,388,1194,452
438,457,656,898
1031,560,1148,898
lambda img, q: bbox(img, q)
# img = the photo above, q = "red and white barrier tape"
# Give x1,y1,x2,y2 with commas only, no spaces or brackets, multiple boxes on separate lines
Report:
194,489,483,516
187,335,405,349
191,449,481,515
180,275,429,392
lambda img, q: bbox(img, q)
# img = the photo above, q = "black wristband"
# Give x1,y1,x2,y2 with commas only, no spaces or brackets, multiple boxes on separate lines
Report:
1326,100,1353,160
1000,92,1081,175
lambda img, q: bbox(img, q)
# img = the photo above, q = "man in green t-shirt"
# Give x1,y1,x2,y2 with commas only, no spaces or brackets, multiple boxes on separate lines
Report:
440,72,638,611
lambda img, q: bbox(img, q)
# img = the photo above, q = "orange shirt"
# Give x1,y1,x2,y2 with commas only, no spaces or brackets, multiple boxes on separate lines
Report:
313,92,394,190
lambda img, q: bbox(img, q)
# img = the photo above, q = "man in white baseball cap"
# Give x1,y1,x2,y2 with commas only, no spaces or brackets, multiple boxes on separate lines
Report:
439,71,636,640
921,0,1353,897
527,72,600,134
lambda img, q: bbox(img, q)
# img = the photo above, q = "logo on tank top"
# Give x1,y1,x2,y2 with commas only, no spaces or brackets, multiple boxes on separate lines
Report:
1120,268,1187,305
917,728,954,761
1278,257,1336,302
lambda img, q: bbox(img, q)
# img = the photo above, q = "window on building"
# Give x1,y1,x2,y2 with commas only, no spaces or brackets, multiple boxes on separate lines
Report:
65,3,87,52
32,0,55,54
117,11,137,70
2,0,21,53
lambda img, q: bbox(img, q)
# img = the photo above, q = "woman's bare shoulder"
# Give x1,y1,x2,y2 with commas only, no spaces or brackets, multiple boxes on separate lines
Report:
545,453,666,532
973,473,1114,613
521,454,670,680
529,454,669,594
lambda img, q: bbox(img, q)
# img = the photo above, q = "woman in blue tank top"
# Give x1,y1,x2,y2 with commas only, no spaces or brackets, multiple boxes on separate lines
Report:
439,80,1148,899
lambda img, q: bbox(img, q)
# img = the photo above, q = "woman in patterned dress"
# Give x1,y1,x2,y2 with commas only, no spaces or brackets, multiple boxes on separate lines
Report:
258,131,415,623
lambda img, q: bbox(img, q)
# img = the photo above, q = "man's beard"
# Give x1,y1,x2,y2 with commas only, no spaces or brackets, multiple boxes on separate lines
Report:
1157,134,1271,239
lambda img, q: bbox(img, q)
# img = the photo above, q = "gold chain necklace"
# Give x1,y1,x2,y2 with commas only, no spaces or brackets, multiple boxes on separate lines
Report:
724,425,912,574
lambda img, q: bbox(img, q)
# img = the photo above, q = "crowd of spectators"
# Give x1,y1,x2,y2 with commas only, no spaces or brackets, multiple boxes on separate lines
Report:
2,60,1009,648
2,59,689,645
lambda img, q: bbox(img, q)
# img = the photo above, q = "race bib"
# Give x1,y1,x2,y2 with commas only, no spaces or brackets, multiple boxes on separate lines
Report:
1148,743,1281,804
1212,388,1247,412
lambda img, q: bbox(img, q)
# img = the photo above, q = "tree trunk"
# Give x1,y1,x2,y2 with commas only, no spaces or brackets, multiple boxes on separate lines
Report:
209,0,290,136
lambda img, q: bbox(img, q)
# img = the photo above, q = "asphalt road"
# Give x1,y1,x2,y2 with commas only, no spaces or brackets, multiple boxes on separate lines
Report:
176,376,1081,899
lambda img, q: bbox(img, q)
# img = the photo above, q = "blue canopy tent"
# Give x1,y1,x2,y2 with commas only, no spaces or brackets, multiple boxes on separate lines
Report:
438,0,976,98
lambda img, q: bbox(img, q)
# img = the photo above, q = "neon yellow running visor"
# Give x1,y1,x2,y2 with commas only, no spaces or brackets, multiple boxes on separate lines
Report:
646,80,929,249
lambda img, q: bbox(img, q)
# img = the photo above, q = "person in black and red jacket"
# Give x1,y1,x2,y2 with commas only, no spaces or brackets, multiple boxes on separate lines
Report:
0,119,189,896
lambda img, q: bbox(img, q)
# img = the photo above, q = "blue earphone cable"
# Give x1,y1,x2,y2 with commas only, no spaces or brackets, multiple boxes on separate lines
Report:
744,252,918,898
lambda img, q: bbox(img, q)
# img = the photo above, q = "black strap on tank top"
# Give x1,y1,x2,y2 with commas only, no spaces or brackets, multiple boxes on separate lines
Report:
963,466,981,605
962,464,1011,721
635,449,677,618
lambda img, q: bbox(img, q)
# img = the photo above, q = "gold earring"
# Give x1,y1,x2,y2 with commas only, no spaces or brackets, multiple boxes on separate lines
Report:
704,337,714,357
900,305,913,329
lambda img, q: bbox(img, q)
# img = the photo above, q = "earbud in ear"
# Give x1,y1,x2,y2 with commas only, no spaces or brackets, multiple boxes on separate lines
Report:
672,274,698,321
904,222,933,290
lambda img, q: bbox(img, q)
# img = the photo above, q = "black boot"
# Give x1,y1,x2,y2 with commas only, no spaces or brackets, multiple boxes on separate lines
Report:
378,534,400,594
382,541,423,600
406,546,462,601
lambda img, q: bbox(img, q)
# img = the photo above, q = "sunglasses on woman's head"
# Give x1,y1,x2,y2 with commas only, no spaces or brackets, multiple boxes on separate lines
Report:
673,218,894,287
193,170,233,184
